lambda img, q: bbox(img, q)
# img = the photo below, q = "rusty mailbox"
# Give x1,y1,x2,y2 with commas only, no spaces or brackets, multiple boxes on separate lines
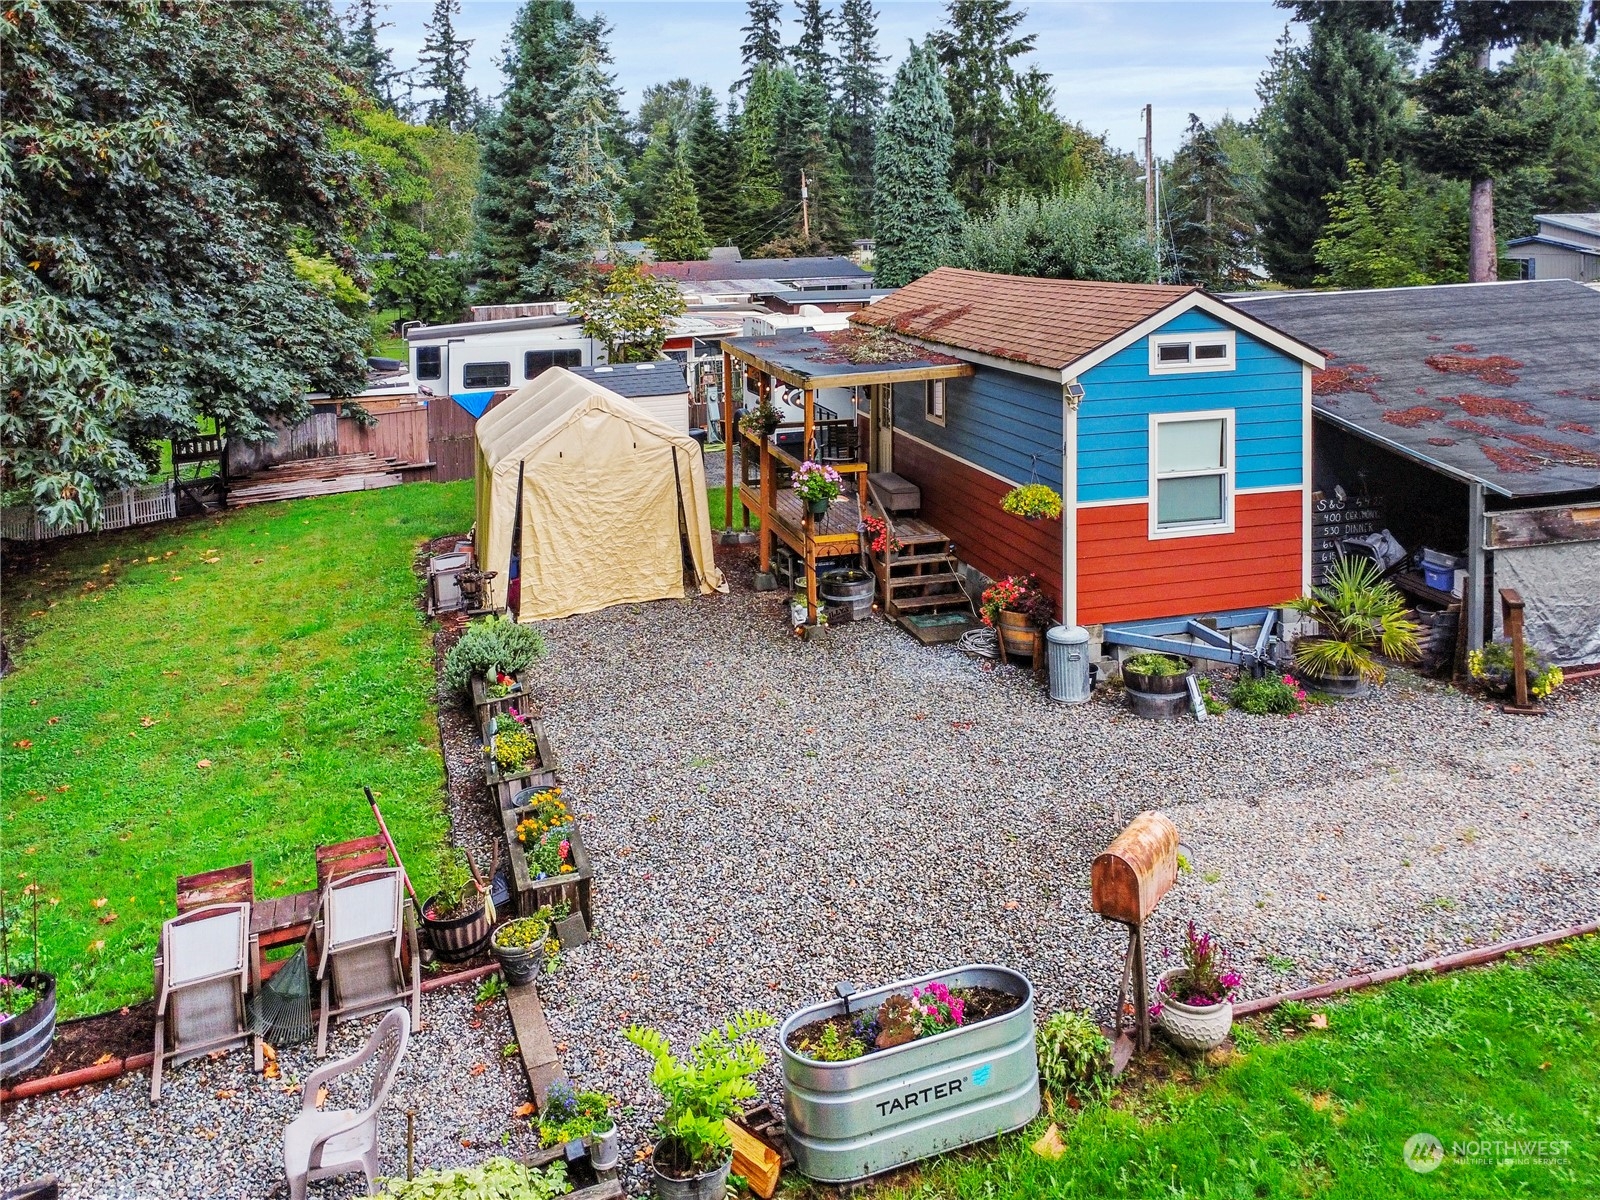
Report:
1091,812,1179,926
1090,811,1179,1055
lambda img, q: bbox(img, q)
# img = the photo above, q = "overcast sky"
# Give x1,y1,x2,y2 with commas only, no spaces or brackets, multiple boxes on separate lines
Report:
368,1,1302,157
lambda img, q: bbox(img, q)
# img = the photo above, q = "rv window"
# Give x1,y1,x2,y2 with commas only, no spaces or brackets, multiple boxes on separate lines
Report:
464,361,510,388
524,349,582,379
415,346,442,380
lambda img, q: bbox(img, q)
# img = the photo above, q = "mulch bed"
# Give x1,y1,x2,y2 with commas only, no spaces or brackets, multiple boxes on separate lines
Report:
3,1000,154,1088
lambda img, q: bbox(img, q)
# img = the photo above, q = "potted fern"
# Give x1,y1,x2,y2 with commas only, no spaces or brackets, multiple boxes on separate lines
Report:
1287,556,1421,697
624,1011,775,1200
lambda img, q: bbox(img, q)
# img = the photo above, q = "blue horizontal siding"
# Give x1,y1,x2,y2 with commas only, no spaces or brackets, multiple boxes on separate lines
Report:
893,366,1062,489
1077,309,1304,503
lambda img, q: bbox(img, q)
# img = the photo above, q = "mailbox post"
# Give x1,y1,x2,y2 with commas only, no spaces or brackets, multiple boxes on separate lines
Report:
1090,812,1179,1055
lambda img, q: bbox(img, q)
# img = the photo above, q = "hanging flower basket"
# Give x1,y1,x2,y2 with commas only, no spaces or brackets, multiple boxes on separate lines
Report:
1000,483,1063,522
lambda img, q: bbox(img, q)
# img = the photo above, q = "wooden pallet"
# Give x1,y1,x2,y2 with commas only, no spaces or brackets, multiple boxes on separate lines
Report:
227,453,415,506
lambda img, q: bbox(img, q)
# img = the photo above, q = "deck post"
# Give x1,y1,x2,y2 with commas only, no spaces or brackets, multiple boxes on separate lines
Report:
1466,482,1486,653
721,351,734,535
758,433,774,580
802,386,815,462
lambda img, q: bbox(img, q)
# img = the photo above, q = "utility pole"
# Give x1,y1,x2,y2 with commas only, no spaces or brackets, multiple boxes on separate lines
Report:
800,169,811,242
1142,105,1155,245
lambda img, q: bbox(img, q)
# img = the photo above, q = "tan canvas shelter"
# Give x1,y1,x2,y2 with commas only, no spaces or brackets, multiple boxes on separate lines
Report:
474,369,727,621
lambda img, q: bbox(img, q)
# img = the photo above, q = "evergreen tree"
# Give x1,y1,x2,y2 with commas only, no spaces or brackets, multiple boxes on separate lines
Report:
733,64,789,250
992,67,1071,195
418,0,478,133
635,79,704,145
630,120,681,234
650,159,712,260
835,0,887,221
873,42,962,286
1285,0,1586,281
472,0,576,302
740,0,787,84
933,0,1037,210
686,94,740,247
793,0,836,86
1507,44,1600,221
1257,13,1405,286
527,42,630,295
773,70,855,251
1166,114,1254,289
343,0,400,109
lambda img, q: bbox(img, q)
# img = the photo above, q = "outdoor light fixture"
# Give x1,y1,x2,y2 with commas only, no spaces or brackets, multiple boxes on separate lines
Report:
835,980,859,1016
1064,380,1086,408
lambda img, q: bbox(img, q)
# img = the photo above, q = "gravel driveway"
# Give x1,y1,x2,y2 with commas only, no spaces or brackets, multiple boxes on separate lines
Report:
8,554,1597,1197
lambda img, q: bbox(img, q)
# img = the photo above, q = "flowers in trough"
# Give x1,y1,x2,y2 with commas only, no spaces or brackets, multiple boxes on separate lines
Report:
792,461,843,506
515,788,577,879
490,707,542,774
911,982,966,1036
1468,640,1564,701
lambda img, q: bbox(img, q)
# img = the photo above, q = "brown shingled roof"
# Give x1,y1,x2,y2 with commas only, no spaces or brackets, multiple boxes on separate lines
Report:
851,267,1196,371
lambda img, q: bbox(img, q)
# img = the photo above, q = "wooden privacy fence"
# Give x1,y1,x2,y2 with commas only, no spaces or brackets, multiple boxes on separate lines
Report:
337,396,429,464
1,481,176,541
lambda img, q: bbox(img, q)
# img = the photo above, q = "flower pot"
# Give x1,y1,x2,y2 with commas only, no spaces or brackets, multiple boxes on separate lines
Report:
490,922,548,987
819,569,874,622
1122,666,1192,695
0,971,57,1080
1296,667,1368,698
650,1144,732,1200
997,610,1040,659
420,894,491,963
589,1122,621,1171
1154,968,1233,1053
805,496,831,518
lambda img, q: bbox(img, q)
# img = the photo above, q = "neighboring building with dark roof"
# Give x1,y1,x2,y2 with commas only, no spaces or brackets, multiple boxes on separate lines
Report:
1230,280,1600,665
570,361,690,435
1504,213,1600,283
827,268,1326,633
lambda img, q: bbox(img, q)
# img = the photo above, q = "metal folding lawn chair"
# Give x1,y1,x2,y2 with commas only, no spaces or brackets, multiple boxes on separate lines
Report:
150,901,261,1101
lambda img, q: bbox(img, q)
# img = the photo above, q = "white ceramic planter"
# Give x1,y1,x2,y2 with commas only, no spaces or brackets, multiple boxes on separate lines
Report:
1155,968,1233,1052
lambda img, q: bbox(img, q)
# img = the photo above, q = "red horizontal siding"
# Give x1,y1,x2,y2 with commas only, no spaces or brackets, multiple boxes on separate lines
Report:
893,432,1062,606
1078,490,1303,625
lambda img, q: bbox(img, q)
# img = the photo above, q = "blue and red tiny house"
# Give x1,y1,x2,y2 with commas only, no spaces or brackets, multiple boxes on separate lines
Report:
886,300,1323,634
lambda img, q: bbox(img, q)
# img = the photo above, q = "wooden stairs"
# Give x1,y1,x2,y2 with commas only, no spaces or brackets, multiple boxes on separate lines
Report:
866,501,976,642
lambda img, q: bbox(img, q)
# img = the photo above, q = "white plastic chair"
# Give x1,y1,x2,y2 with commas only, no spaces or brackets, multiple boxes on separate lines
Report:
151,901,260,1101
283,1006,411,1199
313,868,421,1056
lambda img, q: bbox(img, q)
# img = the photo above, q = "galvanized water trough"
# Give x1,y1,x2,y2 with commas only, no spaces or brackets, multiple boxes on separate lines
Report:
779,964,1039,1183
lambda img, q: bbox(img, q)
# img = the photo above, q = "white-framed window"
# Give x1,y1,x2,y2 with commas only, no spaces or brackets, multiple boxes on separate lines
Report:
1148,330,1236,374
924,379,947,426
1149,410,1234,538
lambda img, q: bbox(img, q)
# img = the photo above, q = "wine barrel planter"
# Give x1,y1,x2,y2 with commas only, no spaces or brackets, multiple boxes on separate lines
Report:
1295,668,1368,698
0,972,57,1081
996,611,1040,659
820,569,874,622
779,964,1039,1183
420,897,491,963
1121,665,1192,694
500,794,594,933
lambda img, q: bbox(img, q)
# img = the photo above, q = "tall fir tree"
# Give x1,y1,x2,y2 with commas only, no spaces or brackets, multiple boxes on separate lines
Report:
1166,114,1255,289
792,0,836,86
472,0,576,302
418,0,478,133
835,0,887,224
873,42,961,286
734,63,789,250
740,0,787,85
992,66,1071,195
527,41,630,295
933,0,1037,211
686,94,740,247
630,120,682,234
772,71,855,251
1257,13,1405,286
343,0,400,110
650,158,713,260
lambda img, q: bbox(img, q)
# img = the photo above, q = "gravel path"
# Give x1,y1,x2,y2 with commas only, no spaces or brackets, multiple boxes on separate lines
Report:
7,549,1597,1197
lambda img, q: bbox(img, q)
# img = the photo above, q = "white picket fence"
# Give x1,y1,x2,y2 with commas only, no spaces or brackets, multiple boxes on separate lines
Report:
1,481,177,542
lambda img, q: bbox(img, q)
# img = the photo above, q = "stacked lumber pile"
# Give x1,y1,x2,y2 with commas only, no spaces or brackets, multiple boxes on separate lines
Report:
227,453,407,506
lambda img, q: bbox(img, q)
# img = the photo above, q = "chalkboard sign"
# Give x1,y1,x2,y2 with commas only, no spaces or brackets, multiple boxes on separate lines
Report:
1311,490,1385,584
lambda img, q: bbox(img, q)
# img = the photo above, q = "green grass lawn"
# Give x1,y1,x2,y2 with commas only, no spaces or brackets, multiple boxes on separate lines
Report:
868,939,1600,1200
706,484,759,531
0,482,475,1016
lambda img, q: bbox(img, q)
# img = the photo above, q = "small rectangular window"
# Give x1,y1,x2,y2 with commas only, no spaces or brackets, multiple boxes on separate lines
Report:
1149,331,1236,373
415,346,442,380
925,379,947,426
1157,343,1191,364
1152,413,1232,534
463,361,510,389
1194,342,1228,361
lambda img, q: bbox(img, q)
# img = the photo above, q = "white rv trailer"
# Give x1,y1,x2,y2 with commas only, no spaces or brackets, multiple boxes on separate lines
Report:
403,314,605,420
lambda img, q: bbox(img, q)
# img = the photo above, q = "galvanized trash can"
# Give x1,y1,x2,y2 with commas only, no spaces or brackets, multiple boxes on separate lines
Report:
780,964,1040,1183
1046,625,1091,704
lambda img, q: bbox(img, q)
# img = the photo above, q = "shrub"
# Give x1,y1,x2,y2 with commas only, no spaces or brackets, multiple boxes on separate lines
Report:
1124,652,1187,677
443,616,546,705
380,1157,568,1200
1468,639,1563,700
1231,673,1305,715
1287,555,1420,682
1036,1010,1113,1107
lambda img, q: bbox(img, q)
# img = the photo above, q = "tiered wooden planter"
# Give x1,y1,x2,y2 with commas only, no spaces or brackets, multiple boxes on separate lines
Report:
481,714,561,809
499,798,594,934
470,669,536,723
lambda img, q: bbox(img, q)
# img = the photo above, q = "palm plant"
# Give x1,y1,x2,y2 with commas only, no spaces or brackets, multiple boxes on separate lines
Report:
623,1010,775,1174
1287,555,1421,682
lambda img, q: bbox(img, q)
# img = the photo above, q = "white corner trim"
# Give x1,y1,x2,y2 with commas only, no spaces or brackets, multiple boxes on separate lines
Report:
1148,408,1236,540
1067,291,1327,379
1063,396,1078,627
1301,362,1313,593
